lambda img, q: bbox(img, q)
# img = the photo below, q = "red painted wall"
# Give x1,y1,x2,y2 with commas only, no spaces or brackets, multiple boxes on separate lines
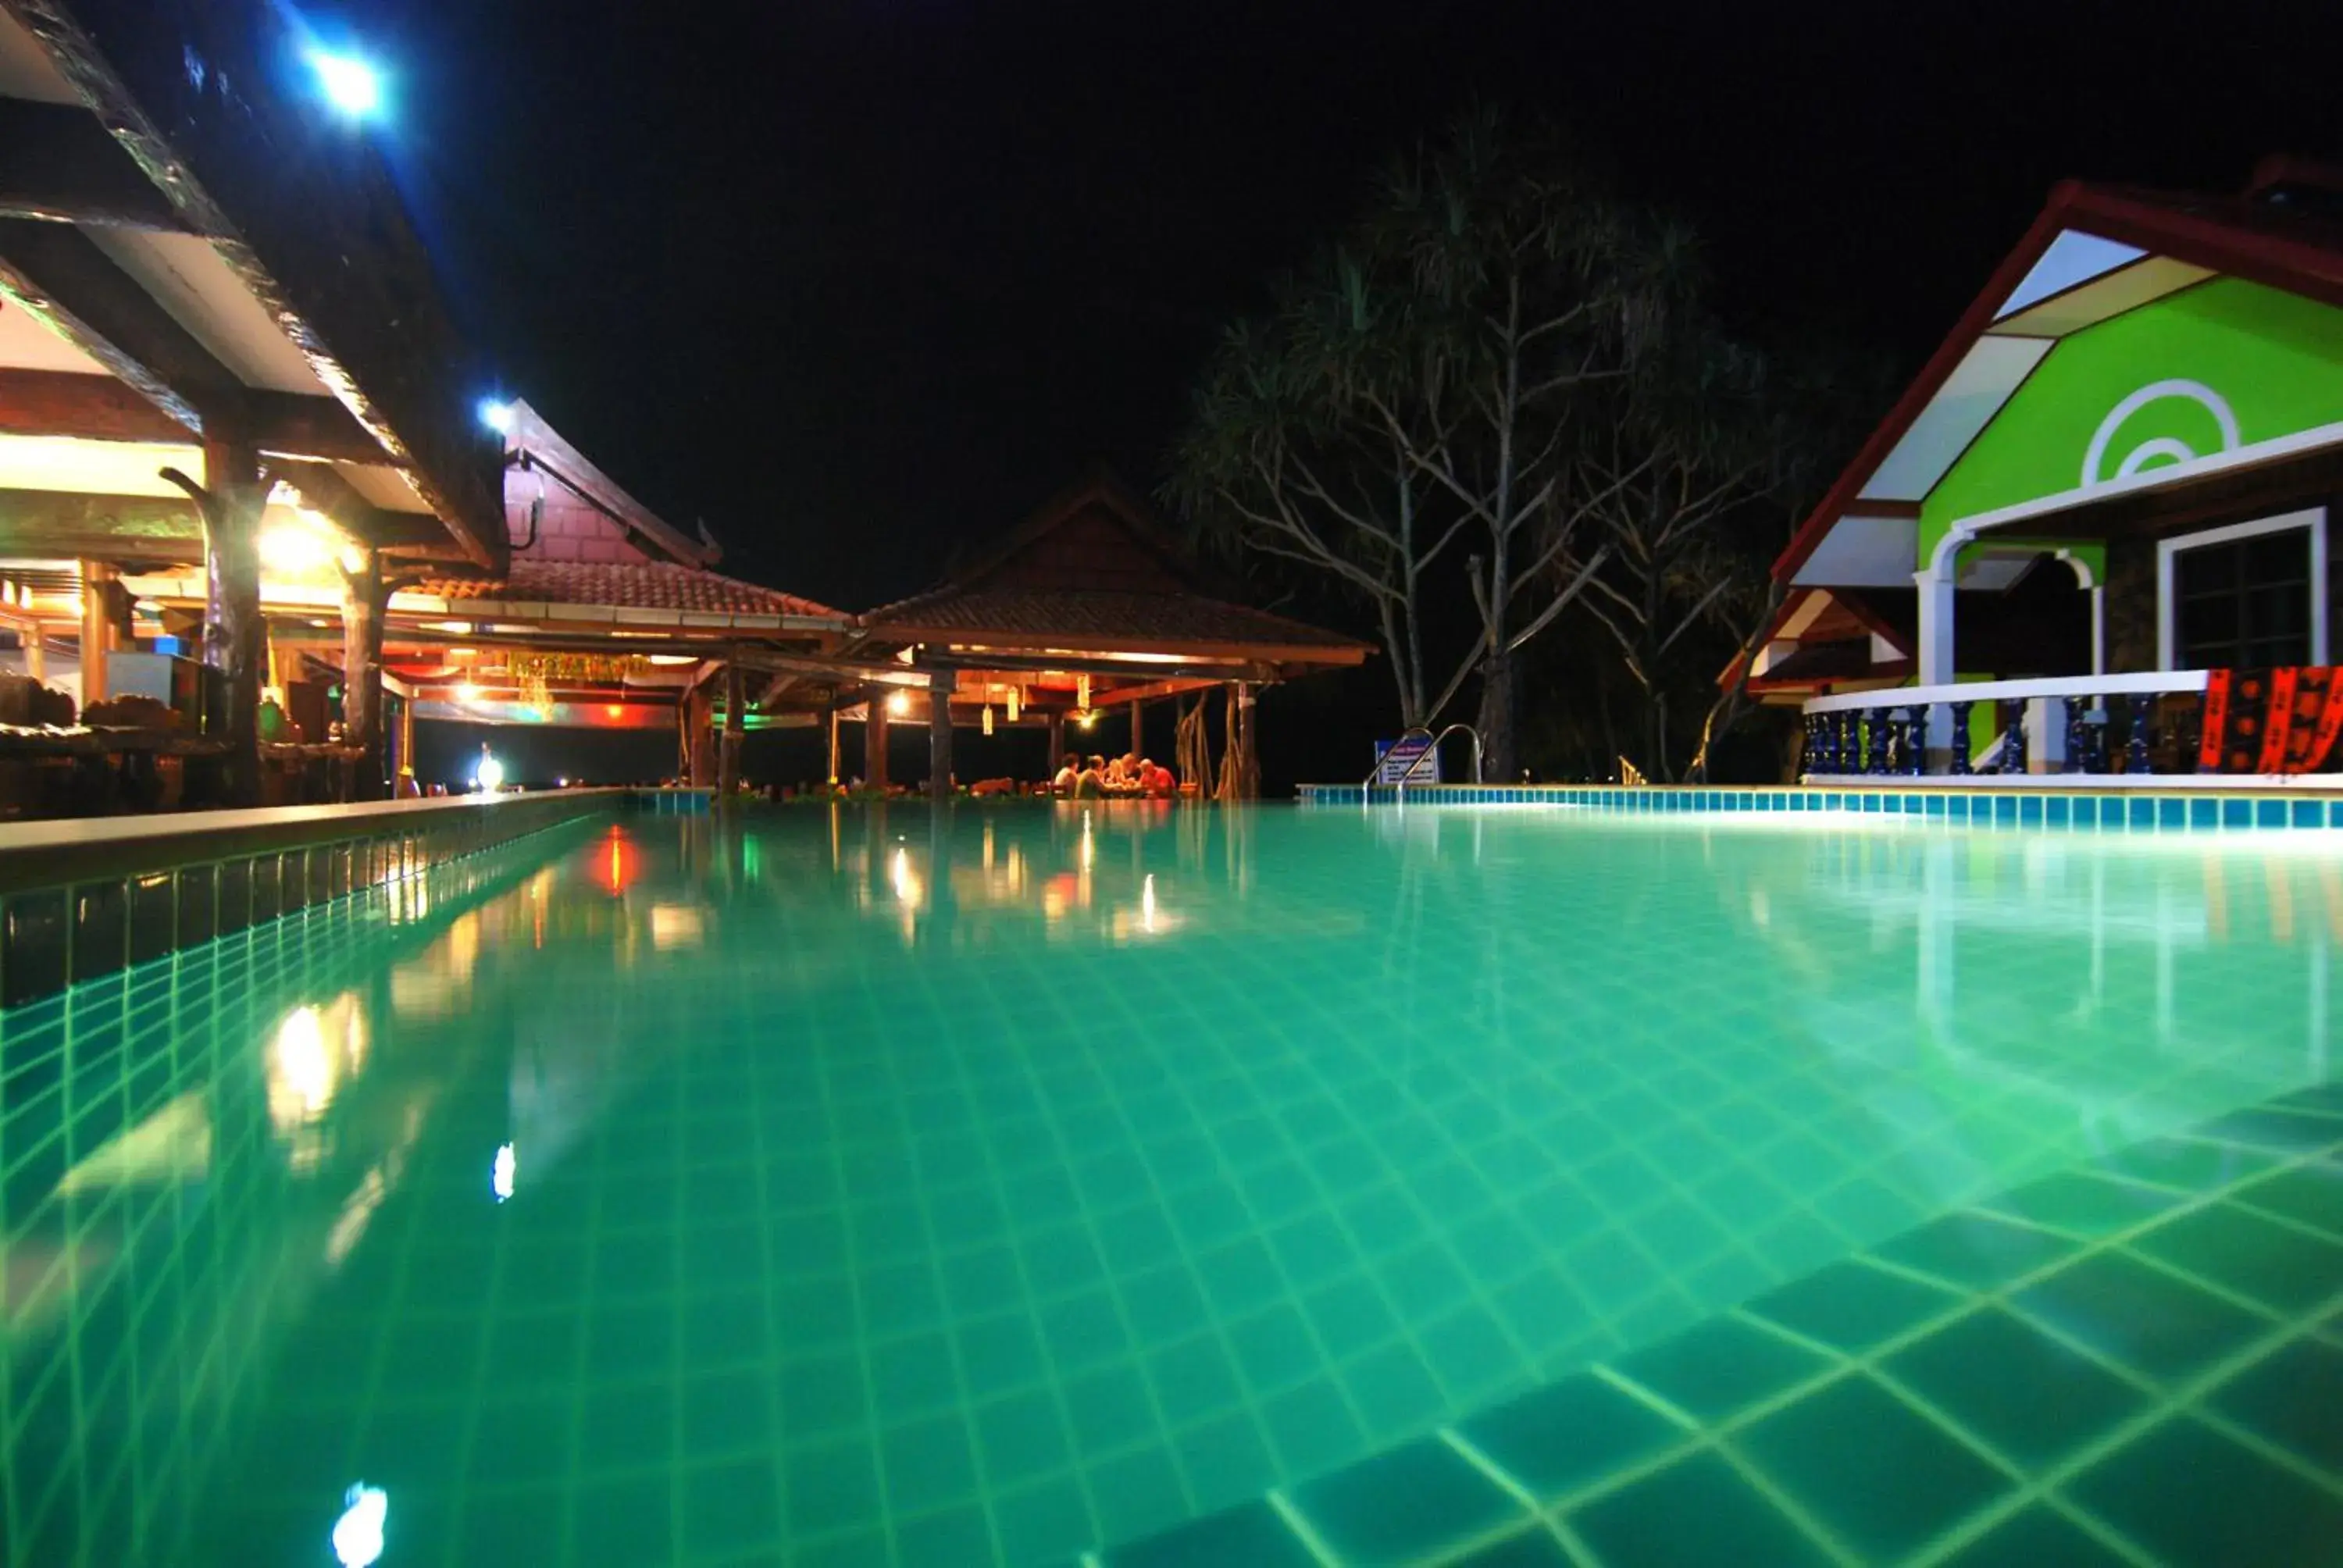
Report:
504,470,651,565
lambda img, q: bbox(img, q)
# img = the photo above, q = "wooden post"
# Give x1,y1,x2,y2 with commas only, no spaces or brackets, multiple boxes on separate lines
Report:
1047,709,1065,782
1129,696,1144,760
718,657,746,802
197,437,264,807
1217,680,1259,801
686,683,716,787
1236,682,1259,799
865,691,890,789
23,622,42,681
77,558,112,707
397,690,415,792
337,547,387,800
928,668,956,802
826,707,841,784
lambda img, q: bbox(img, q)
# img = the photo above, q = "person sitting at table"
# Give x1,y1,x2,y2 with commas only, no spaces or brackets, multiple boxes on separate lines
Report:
1140,758,1176,797
1053,754,1080,794
1075,754,1107,798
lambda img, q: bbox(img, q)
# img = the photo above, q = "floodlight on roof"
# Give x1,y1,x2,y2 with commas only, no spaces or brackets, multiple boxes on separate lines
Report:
308,50,383,119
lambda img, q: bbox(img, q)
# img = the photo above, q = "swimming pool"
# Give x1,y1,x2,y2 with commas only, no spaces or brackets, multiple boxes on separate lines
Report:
7,801,2341,1565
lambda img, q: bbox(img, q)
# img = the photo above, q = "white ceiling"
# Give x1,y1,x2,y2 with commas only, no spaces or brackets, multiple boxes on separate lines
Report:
1995,230,2145,319
84,229,330,396
0,433,201,497
331,459,435,515
0,300,109,374
1858,336,2053,503
0,13,80,105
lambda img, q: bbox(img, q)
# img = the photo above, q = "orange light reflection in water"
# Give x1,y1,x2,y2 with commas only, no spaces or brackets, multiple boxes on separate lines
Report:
598,826,639,897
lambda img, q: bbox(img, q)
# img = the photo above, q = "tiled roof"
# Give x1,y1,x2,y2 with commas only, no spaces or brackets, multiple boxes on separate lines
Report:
415,559,840,619
863,586,1371,654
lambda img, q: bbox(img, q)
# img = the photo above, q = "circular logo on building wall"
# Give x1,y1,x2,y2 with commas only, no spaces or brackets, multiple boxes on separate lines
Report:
2081,379,2240,486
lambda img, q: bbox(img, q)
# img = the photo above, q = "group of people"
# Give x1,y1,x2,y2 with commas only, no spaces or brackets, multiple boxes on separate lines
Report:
1051,752,1179,798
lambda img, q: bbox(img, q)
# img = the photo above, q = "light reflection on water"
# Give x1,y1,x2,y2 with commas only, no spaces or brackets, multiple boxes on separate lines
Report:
2,805,2338,1566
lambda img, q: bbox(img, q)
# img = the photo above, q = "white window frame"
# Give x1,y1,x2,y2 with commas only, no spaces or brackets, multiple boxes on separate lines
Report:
2156,507,2329,671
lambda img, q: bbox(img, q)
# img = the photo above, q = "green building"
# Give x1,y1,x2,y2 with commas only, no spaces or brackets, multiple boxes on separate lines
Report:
1748,158,2343,777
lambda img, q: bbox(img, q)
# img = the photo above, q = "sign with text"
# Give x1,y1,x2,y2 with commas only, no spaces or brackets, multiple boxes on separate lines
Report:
1374,735,1439,784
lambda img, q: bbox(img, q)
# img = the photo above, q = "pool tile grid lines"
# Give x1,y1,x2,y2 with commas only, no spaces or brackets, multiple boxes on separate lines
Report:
1296,782,2343,832
1099,1084,2343,1567
0,824,609,1568
0,793,676,1008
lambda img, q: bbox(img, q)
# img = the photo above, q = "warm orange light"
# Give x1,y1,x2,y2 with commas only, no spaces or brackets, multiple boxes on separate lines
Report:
596,825,638,896
606,704,623,718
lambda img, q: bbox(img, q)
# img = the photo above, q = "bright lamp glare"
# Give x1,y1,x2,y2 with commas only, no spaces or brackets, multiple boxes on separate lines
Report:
475,754,505,793
260,523,330,575
477,398,514,434
308,51,382,118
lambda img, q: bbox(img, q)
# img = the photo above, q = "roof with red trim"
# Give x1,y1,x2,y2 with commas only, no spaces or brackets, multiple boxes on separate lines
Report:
413,558,841,619
1774,163,2343,586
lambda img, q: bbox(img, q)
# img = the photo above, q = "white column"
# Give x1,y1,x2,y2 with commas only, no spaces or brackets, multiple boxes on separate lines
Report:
1915,569,1956,689
2090,586,2107,675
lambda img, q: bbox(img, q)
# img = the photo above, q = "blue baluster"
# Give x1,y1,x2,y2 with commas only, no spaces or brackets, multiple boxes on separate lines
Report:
2125,693,2155,774
1865,707,1890,775
1904,707,1927,776
1949,700,1974,775
1835,711,1857,774
2002,699,2028,775
1940,698,1977,773
2061,696,2087,773
1803,713,1826,775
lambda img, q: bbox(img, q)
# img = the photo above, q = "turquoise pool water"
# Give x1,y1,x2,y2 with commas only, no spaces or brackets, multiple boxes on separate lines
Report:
5,803,2340,1566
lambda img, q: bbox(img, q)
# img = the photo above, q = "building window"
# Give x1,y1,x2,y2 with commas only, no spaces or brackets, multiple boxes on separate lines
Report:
2157,509,2328,671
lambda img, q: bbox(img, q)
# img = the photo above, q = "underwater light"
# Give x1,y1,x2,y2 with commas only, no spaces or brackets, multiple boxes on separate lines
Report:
331,1484,388,1567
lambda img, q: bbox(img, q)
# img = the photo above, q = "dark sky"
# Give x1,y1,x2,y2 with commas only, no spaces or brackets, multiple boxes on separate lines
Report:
356,0,2343,615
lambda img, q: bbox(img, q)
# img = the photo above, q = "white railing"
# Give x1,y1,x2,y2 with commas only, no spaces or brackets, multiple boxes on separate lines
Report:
1801,671,2213,779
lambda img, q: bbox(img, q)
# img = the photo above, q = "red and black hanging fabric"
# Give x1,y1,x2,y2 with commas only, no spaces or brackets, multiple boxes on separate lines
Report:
2199,668,2343,773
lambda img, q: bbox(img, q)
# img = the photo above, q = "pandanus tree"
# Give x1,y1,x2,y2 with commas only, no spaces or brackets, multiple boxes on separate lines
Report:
1171,110,1696,778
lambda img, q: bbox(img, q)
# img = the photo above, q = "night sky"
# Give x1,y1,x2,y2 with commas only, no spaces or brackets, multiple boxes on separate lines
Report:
361,0,2341,618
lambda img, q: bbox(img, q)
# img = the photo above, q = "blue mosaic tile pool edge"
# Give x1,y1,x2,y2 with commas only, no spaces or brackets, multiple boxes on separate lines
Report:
1297,782,2343,832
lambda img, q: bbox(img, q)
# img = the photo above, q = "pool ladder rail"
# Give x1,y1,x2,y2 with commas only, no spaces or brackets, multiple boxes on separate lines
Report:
1365,724,1485,795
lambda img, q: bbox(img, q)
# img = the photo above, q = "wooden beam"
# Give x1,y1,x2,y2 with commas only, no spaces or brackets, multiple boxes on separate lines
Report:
0,217,241,433
247,389,394,464
264,457,382,538
872,625,1371,667
0,488,199,557
0,98,189,231
0,369,394,464
23,0,508,572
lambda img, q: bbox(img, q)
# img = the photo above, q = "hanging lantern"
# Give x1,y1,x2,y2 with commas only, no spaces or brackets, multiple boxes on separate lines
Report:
1007,686,1022,723
982,704,994,736
1076,674,1090,711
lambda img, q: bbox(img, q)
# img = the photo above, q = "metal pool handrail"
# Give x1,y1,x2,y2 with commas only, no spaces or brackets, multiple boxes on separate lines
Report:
1364,725,1485,789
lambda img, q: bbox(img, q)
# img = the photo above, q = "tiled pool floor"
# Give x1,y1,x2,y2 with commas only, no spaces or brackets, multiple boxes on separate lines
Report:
1111,1082,2343,1566
5,806,2341,1566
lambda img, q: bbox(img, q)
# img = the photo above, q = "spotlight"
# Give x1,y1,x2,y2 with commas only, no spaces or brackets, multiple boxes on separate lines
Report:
308,51,383,119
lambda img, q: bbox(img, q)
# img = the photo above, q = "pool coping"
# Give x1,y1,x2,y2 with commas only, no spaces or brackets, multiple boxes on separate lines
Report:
0,788,709,1007
1296,782,2343,832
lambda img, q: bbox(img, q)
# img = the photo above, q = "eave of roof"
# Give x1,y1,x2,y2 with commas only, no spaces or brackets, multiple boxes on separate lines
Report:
23,0,507,570
1773,176,2343,585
